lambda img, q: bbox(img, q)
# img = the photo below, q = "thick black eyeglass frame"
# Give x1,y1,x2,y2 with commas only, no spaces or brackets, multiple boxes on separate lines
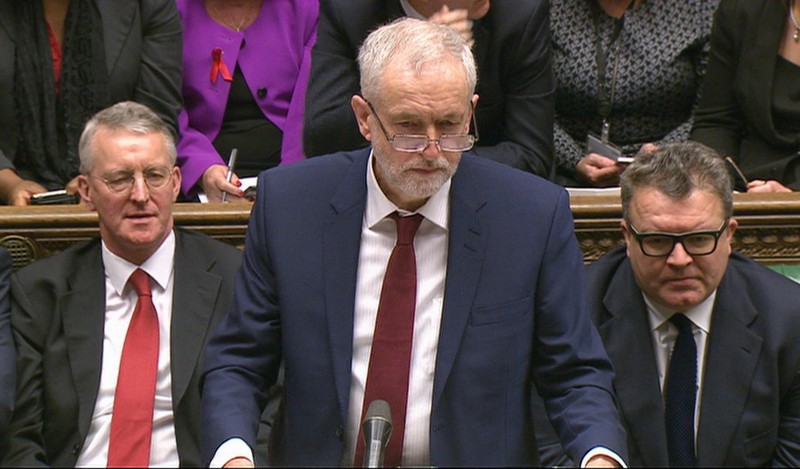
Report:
627,220,730,257
366,100,479,153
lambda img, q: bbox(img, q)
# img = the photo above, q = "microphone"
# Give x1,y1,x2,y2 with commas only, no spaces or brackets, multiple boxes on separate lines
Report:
362,399,393,468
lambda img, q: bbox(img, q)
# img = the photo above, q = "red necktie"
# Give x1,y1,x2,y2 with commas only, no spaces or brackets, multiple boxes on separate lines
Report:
107,269,159,467
354,213,424,468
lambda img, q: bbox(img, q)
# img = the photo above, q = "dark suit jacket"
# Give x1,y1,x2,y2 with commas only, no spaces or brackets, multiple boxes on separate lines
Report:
303,0,555,178
3,229,241,467
586,247,800,466
202,149,626,466
0,248,13,457
0,0,183,174
691,0,800,189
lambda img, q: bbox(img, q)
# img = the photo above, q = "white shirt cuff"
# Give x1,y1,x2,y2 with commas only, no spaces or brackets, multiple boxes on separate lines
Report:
209,437,254,468
580,446,627,468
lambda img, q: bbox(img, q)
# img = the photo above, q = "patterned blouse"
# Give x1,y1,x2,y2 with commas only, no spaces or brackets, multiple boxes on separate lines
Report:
552,0,719,178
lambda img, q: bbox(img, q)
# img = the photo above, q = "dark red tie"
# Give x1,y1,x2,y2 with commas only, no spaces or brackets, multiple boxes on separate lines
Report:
107,268,159,467
354,213,424,467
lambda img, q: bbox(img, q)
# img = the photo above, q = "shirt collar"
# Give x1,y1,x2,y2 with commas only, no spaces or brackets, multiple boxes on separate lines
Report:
102,230,176,295
365,149,450,230
645,289,716,334
399,0,427,19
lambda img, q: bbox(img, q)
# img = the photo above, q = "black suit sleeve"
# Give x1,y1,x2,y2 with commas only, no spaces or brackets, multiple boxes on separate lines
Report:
3,274,49,466
0,250,12,455
302,0,371,157
689,0,746,160
134,0,183,135
775,369,800,466
468,0,555,178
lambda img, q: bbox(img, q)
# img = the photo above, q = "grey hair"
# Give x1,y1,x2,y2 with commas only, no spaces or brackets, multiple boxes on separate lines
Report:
357,17,477,103
620,141,733,222
79,101,177,174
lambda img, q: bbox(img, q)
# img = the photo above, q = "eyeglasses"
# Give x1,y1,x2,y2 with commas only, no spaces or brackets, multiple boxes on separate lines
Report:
95,165,174,194
628,220,729,257
366,101,479,153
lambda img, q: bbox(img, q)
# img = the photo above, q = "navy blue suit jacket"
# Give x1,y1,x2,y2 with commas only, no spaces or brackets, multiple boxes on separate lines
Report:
202,149,626,466
589,247,800,466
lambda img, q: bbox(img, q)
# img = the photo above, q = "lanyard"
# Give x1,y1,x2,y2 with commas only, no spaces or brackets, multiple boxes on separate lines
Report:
593,0,635,142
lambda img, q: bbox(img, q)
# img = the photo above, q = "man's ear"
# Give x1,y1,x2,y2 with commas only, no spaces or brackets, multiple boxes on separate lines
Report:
170,166,181,203
726,217,738,240
351,95,374,142
468,93,480,133
621,219,632,257
77,175,95,211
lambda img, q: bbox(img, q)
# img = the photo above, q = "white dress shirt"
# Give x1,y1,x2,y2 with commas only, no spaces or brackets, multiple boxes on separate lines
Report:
645,291,716,437
76,231,179,467
343,151,450,466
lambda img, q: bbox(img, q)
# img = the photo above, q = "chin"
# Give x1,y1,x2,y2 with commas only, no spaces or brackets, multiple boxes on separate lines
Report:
661,294,704,311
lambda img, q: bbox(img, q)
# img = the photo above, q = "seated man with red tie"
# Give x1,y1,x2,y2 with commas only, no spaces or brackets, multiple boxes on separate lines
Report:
3,101,242,467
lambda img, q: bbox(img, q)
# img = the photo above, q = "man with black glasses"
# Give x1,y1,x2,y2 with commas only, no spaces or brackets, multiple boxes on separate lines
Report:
540,141,800,467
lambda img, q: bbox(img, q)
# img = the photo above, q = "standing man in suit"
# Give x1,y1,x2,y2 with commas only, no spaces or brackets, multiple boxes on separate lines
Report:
303,0,554,179
3,102,242,466
0,247,13,456
550,141,800,466
203,18,625,467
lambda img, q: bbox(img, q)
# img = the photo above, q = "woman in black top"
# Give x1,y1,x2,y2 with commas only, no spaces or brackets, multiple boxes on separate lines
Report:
691,0,800,192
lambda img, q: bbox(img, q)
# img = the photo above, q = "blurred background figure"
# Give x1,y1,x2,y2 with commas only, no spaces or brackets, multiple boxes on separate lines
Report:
691,0,800,193
553,0,718,187
0,0,182,205
303,0,555,179
176,0,318,202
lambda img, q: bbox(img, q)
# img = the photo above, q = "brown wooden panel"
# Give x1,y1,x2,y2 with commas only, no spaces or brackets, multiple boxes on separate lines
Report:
571,192,800,264
3,193,800,270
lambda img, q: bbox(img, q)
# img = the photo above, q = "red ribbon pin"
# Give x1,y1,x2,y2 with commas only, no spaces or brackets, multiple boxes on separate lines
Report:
210,47,233,84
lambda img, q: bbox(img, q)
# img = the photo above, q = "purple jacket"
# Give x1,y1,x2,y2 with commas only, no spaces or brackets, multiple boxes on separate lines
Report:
176,0,318,196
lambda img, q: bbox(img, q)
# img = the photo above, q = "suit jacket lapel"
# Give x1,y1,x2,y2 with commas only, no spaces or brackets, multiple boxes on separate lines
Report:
61,243,106,438
170,230,224,407
599,260,669,466
323,152,369,417
97,0,135,75
432,161,487,410
696,267,762,466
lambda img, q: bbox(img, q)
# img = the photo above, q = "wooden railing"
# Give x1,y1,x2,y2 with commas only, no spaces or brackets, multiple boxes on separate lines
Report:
0,203,250,271
570,192,800,264
2,192,800,271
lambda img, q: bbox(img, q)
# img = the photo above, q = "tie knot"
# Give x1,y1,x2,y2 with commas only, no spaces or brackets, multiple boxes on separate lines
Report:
389,212,424,245
669,313,693,333
129,269,152,297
